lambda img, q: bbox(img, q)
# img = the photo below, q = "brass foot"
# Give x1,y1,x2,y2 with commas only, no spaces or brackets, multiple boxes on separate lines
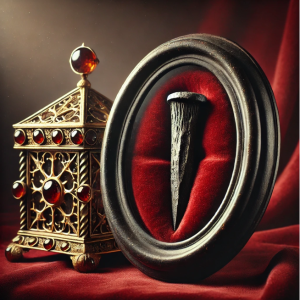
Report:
5,244,24,262
71,253,101,272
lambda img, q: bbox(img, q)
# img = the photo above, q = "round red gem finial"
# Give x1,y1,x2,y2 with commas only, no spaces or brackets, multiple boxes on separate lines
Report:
43,179,62,205
77,185,91,202
70,44,99,75
12,181,26,199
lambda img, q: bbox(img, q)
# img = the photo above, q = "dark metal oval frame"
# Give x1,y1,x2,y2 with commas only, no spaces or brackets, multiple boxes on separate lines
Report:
101,34,280,283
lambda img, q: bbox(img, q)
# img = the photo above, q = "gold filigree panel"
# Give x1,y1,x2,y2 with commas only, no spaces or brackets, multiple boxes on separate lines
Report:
86,90,111,125
11,235,119,255
23,91,81,124
90,152,111,236
29,151,79,235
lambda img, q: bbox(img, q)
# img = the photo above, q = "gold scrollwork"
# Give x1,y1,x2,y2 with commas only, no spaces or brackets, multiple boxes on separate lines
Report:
24,92,81,124
90,152,111,236
86,90,110,124
19,151,27,230
79,151,89,238
29,151,79,235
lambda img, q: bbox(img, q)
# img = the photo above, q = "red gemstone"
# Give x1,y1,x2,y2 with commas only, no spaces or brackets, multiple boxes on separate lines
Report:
14,130,26,145
51,130,63,144
43,180,61,205
12,182,26,199
28,237,37,246
85,130,97,145
43,239,54,250
33,129,45,144
71,47,98,74
61,242,70,251
77,186,91,202
71,130,83,145
12,236,22,244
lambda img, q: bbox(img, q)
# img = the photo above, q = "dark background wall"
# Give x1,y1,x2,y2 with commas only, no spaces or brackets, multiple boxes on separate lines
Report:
0,0,291,215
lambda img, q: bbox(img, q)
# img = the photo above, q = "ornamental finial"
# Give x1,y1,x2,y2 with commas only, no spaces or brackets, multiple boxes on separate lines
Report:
69,44,99,76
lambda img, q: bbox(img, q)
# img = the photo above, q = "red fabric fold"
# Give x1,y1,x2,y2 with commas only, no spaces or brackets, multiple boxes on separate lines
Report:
259,0,299,230
272,0,299,141
0,218,298,300
259,142,299,230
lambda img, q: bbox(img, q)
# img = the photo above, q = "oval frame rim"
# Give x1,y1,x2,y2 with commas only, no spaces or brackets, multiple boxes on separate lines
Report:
101,34,280,283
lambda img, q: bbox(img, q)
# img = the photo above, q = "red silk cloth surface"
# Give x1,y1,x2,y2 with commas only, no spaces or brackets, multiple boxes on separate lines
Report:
0,0,298,299
0,216,298,300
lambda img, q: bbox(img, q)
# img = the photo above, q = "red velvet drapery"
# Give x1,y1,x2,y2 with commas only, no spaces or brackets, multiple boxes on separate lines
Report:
0,0,298,299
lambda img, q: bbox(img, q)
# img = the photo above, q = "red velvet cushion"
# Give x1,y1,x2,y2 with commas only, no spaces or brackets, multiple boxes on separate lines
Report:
131,68,236,242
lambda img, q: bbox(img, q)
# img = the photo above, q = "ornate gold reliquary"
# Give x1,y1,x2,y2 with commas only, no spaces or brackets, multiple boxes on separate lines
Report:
6,45,119,272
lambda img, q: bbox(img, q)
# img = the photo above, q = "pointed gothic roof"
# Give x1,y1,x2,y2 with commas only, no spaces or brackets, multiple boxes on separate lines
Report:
13,86,112,129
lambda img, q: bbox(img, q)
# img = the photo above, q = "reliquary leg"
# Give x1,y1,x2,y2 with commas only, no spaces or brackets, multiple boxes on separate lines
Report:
5,244,26,262
71,253,101,273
